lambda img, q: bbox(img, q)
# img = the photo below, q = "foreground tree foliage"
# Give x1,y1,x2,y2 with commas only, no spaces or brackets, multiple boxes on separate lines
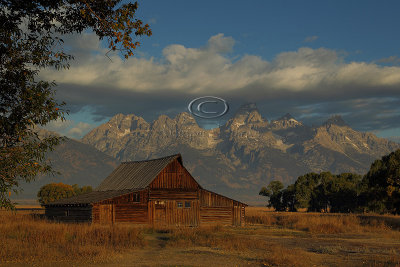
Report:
37,182,92,205
0,0,151,209
260,149,399,214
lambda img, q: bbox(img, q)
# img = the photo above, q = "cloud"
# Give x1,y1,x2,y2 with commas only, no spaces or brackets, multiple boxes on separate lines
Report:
67,122,95,139
43,117,96,139
206,33,235,53
376,55,400,65
303,35,318,43
41,33,400,96
44,119,73,132
38,33,400,135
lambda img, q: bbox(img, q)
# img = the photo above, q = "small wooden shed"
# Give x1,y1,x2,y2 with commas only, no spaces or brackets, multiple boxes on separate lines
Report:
45,154,247,226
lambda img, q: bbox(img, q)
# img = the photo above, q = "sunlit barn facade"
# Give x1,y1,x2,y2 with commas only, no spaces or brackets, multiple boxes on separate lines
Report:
45,154,247,226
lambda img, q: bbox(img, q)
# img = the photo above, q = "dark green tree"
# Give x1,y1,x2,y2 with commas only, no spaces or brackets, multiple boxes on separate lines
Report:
308,172,333,212
362,149,400,214
281,184,296,212
293,172,320,210
327,173,362,213
0,0,151,209
259,180,286,211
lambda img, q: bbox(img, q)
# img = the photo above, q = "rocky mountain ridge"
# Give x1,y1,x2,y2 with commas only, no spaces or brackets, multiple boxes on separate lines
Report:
81,104,400,204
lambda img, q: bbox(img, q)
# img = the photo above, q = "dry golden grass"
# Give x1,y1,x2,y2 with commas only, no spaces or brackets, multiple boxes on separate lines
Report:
140,224,319,267
14,205,42,209
0,207,399,266
0,211,144,264
245,207,398,235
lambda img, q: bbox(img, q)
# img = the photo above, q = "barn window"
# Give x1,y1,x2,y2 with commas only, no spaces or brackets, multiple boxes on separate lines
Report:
185,201,191,208
130,193,140,202
177,202,183,208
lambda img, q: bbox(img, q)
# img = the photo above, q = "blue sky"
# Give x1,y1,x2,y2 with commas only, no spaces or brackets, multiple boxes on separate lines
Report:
136,0,400,63
42,0,400,141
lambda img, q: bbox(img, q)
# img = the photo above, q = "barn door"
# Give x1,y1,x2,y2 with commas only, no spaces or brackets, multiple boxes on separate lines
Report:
232,205,241,226
99,204,114,223
154,200,166,225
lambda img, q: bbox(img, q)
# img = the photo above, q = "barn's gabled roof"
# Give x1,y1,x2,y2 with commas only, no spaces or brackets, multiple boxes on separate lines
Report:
45,189,136,205
45,153,247,207
95,154,183,191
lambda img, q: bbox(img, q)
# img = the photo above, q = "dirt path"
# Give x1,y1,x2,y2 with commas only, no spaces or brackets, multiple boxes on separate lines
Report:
105,226,400,267
95,230,260,267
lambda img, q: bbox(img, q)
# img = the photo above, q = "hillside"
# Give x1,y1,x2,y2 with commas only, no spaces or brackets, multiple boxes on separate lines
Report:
12,135,119,204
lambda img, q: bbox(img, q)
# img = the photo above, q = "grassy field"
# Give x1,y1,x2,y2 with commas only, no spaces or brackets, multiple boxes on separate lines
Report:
0,207,399,266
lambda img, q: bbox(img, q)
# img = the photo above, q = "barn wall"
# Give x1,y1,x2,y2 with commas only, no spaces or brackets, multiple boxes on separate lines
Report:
45,205,92,222
232,204,246,226
200,189,234,207
200,207,232,225
114,204,148,223
92,190,149,224
96,190,148,205
149,159,199,190
199,189,247,226
92,204,100,223
148,199,199,226
149,190,198,200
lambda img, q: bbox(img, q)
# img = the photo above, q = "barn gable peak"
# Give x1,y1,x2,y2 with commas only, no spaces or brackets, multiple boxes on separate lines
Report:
95,154,188,191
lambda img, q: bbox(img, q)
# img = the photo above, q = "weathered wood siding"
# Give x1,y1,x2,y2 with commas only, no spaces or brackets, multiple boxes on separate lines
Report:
149,190,198,200
92,204,100,222
148,199,199,226
200,189,234,207
96,190,148,204
99,204,113,223
199,189,246,225
92,190,149,224
232,205,245,226
149,159,199,190
114,204,148,223
45,205,92,222
200,207,232,225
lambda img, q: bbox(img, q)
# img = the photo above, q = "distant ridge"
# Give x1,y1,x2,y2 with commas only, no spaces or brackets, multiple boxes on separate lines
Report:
324,115,348,127
22,104,398,205
80,104,399,204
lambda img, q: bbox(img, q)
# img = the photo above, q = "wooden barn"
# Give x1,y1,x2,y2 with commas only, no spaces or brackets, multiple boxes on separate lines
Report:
45,154,247,226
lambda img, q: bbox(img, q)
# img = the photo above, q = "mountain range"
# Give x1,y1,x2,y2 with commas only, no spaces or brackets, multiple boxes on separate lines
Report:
81,103,400,204
13,103,400,205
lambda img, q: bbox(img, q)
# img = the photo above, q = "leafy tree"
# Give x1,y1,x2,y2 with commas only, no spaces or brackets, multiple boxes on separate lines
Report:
37,183,76,205
308,172,333,212
294,172,362,213
72,184,93,195
37,183,93,205
259,180,286,211
293,172,320,210
0,1,151,209
362,149,400,214
327,173,362,213
281,184,296,212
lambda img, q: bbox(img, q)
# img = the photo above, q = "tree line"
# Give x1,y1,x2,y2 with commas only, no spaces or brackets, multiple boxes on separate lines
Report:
259,149,400,214
37,183,92,205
